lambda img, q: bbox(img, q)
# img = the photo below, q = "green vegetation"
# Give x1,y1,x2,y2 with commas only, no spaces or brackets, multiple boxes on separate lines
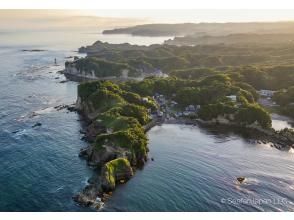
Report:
273,86,294,118
78,80,152,167
198,102,237,121
122,74,271,128
75,57,138,77
273,86,294,106
76,41,294,94
197,102,271,129
87,88,124,113
229,66,294,90
235,104,272,128
96,126,148,165
96,114,141,131
102,158,133,191
79,69,273,159
105,103,150,125
170,67,221,80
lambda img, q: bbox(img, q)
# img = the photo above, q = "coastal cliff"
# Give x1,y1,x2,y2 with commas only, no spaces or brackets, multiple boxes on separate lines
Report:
74,80,157,208
63,41,168,82
64,57,140,82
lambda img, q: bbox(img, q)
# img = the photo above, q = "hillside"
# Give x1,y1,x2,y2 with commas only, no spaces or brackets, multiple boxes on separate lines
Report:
103,22,294,37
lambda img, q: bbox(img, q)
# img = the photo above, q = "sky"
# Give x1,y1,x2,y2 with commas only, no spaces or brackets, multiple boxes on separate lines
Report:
2,9,294,32
79,9,294,23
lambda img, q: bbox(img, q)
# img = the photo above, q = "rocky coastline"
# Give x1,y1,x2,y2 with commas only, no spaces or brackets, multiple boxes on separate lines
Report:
74,103,294,209
73,88,294,210
164,118,294,150
72,80,154,210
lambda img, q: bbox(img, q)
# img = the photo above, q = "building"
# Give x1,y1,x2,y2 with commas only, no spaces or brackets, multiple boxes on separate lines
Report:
170,101,178,107
185,105,196,112
183,111,193,116
226,95,237,102
157,111,164,117
142,97,149,103
185,104,201,112
258,90,275,97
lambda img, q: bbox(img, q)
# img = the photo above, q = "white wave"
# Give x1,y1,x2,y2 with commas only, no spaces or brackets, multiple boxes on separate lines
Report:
55,186,65,192
92,198,104,211
34,106,56,115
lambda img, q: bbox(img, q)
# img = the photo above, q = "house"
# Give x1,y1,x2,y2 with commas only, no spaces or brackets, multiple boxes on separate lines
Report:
157,111,164,117
158,95,166,105
121,69,129,78
183,111,192,116
170,101,178,107
226,95,237,102
186,105,196,112
142,97,149,103
258,90,275,97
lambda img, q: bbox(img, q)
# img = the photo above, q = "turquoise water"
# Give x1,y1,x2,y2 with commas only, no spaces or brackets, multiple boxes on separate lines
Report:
0,30,293,211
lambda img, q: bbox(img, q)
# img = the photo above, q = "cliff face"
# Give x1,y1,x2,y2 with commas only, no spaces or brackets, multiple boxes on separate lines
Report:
101,158,134,192
75,80,152,206
64,59,132,82
64,63,97,81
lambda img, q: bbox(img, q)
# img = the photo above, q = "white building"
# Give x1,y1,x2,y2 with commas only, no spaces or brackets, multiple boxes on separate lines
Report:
157,111,164,117
258,90,275,97
186,105,196,112
226,95,237,102
142,97,149,103
170,101,178,107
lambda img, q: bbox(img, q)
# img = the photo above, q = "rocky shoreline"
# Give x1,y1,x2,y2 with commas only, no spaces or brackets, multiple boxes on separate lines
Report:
73,108,294,210
71,81,153,210
164,118,294,151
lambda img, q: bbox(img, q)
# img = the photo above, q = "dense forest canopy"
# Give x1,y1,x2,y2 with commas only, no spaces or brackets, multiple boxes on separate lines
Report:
77,40,294,91
73,23,294,121
78,75,272,132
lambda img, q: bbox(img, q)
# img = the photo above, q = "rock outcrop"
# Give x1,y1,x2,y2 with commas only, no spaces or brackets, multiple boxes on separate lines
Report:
73,183,102,209
101,158,134,192
73,80,152,208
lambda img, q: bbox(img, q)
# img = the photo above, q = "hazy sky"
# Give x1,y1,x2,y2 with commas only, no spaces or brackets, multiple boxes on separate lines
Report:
2,9,294,31
80,9,294,23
